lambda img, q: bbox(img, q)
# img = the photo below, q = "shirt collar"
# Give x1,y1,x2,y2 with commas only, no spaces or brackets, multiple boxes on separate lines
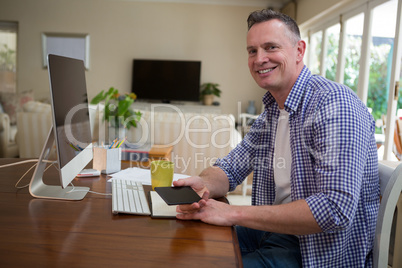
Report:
262,65,311,113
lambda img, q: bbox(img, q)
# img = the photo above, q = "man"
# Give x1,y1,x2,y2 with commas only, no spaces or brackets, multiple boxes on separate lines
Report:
174,9,379,268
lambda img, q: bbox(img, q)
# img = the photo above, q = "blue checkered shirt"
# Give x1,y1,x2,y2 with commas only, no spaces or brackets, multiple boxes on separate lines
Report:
215,66,380,267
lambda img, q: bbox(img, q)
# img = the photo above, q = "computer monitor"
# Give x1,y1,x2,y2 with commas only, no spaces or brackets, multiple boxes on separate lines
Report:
29,54,93,200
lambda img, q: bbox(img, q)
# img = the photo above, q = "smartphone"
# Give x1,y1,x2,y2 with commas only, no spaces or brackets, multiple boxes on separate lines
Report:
155,186,201,205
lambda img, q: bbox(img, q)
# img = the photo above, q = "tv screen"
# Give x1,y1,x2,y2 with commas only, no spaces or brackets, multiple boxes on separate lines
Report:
132,59,201,103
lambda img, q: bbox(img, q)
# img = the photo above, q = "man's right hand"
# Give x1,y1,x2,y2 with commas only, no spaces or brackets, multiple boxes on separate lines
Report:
173,176,210,213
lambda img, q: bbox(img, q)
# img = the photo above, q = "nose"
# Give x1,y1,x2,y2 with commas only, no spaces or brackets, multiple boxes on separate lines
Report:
255,49,269,65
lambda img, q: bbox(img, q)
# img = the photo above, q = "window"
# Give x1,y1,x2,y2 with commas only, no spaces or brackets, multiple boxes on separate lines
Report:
368,0,398,123
343,13,365,93
309,31,322,75
0,22,17,93
324,23,340,81
301,0,402,160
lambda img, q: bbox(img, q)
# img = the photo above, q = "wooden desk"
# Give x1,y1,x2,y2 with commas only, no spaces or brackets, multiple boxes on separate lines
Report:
0,158,241,267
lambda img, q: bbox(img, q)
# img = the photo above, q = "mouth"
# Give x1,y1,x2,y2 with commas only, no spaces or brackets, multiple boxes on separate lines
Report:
258,67,276,74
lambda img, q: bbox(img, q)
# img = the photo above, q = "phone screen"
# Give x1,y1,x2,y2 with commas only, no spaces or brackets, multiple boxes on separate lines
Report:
155,186,201,205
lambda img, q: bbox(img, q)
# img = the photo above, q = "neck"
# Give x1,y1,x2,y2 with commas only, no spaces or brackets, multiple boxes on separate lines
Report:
271,64,304,110
267,83,292,109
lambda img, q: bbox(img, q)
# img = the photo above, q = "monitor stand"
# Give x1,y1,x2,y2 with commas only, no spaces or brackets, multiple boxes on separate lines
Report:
29,127,89,200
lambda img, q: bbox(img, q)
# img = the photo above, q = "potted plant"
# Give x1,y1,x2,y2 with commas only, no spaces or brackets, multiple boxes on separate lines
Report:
90,87,142,140
200,83,221,106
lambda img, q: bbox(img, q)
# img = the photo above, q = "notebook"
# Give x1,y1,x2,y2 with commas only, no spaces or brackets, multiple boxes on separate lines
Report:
149,191,177,218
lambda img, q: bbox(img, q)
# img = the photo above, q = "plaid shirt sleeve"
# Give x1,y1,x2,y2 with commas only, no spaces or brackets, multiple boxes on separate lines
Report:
302,81,376,233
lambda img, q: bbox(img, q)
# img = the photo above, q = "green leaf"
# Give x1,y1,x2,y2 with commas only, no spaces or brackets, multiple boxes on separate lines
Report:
200,82,221,97
90,87,142,129
90,90,106,104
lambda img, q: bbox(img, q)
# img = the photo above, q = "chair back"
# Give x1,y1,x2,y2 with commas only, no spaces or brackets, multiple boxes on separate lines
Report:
374,162,402,268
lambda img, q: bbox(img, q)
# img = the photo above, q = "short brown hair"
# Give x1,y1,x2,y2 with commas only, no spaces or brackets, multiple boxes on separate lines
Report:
247,9,300,45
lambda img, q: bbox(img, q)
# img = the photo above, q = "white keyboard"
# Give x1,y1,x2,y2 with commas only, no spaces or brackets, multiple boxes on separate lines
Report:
112,179,151,215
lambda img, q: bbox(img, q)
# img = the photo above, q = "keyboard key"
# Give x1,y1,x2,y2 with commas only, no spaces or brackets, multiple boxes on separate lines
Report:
112,179,151,215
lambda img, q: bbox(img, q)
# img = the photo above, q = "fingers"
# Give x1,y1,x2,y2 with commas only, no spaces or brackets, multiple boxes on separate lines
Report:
176,201,207,221
201,191,209,200
173,177,197,187
173,178,198,191
172,177,208,198
176,202,200,213
172,179,186,187
176,211,201,221
176,199,207,214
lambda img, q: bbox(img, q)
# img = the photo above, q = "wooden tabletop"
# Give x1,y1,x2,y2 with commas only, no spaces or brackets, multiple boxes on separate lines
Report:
0,158,241,268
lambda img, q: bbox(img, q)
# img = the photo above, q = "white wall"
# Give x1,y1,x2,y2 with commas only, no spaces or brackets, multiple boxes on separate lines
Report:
0,0,266,116
296,0,359,27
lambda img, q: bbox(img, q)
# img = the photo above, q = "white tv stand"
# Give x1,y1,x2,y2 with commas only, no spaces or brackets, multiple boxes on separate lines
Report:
134,101,221,114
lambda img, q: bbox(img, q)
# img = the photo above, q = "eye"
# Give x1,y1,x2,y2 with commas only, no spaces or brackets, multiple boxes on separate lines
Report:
247,49,257,56
266,45,278,51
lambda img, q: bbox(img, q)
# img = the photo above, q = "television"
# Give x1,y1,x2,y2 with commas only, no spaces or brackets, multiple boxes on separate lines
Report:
132,59,201,103
29,54,93,200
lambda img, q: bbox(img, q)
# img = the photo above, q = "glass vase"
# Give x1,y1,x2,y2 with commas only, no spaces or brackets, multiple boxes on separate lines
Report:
247,100,257,115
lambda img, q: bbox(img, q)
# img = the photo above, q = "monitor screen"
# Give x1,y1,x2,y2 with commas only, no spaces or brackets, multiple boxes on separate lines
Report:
132,59,201,103
48,54,92,171
29,54,92,200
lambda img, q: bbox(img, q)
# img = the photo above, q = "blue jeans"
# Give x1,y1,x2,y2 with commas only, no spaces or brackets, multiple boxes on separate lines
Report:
235,226,302,268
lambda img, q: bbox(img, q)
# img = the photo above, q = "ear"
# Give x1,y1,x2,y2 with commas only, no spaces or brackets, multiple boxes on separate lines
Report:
296,40,306,63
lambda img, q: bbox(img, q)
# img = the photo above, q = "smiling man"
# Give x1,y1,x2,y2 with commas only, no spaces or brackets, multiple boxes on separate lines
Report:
174,9,379,268
247,17,303,107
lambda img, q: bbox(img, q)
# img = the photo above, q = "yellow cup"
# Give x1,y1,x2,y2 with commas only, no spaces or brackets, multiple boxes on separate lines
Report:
150,160,174,190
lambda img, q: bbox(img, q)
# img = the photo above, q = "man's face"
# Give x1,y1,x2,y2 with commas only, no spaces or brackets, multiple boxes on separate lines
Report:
246,19,304,94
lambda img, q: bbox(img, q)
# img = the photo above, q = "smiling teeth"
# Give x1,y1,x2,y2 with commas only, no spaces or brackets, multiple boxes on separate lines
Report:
258,68,273,74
